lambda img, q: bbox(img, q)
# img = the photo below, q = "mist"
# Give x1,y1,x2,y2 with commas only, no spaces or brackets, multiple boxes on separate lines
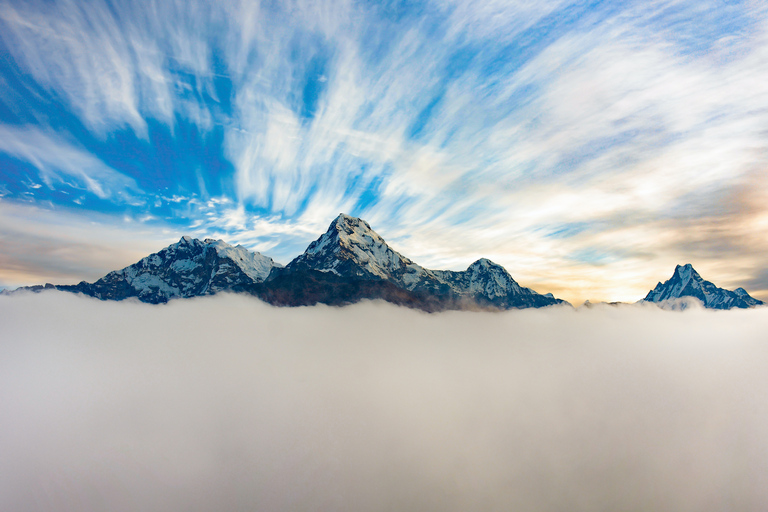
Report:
1,292,767,511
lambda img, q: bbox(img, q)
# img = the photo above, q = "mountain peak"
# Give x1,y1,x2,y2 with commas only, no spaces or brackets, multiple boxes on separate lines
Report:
644,264,762,309
469,258,501,270
288,214,412,280
328,214,377,240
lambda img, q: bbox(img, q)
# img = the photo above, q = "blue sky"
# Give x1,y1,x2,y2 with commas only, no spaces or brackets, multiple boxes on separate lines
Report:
1,0,768,303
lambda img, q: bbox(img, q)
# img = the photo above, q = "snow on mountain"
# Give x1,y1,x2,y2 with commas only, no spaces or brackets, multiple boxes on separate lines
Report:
286,213,418,280
283,214,564,308
14,214,564,310
63,237,281,304
643,263,763,310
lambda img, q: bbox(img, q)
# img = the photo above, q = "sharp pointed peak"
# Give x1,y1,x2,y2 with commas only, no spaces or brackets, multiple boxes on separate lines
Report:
329,213,373,231
673,263,700,280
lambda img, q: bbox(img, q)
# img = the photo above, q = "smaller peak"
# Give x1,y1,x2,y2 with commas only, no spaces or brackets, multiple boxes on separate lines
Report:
203,238,220,244
180,236,194,244
735,287,748,296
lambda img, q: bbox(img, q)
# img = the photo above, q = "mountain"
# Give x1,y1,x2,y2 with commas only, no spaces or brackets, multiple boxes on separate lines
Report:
10,213,565,310
253,213,564,310
643,263,763,309
56,237,281,304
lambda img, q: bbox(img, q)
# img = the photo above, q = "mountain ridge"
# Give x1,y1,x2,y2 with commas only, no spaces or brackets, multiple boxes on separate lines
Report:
8,213,565,311
6,215,764,311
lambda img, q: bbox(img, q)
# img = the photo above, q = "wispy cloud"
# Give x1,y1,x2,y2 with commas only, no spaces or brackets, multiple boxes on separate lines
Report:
0,125,141,200
1,0,767,302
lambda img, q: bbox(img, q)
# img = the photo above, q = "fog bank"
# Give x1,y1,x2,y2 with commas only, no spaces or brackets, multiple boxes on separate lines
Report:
2,292,768,511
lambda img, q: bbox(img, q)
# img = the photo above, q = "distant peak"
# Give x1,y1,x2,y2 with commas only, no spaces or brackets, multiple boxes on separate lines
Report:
180,235,194,244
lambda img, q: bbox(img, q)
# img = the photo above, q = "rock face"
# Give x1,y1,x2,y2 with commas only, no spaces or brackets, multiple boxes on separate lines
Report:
256,214,564,310
57,237,280,304
643,263,763,310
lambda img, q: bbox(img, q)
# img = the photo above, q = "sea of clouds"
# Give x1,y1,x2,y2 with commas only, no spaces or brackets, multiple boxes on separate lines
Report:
1,291,767,511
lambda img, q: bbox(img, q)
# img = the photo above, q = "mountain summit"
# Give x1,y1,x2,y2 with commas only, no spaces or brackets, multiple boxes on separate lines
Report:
643,263,763,309
58,237,281,303
285,213,414,280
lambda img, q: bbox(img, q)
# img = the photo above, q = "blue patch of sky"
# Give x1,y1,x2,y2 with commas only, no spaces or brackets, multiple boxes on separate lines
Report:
92,118,233,202
286,33,334,124
352,171,388,213
478,0,615,80
300,53,330,121
0,51,77,129
406,45,478,141
407,93,444,140
0,155,46,197
0,152,134,214
209,51,234,117
637,0,759,57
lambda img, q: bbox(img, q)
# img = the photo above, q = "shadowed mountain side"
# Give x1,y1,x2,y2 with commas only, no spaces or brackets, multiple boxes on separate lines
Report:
234,269,562,312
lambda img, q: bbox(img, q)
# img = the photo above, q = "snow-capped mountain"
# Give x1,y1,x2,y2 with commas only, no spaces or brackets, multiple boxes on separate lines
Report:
271,213,563,309
643,263,763,309
431,258,559,308
58,237,281,304
13,213,564,310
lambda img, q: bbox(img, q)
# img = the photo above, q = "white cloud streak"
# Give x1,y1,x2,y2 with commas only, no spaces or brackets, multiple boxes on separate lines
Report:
1,293,768,511
0,125,140,200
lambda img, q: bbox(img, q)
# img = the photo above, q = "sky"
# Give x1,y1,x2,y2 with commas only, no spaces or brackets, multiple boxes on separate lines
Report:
1,0,767,304
2,291,768,511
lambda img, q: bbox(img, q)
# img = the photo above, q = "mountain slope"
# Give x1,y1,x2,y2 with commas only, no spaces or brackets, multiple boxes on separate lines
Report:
643,264,763,309
58,237,281,304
